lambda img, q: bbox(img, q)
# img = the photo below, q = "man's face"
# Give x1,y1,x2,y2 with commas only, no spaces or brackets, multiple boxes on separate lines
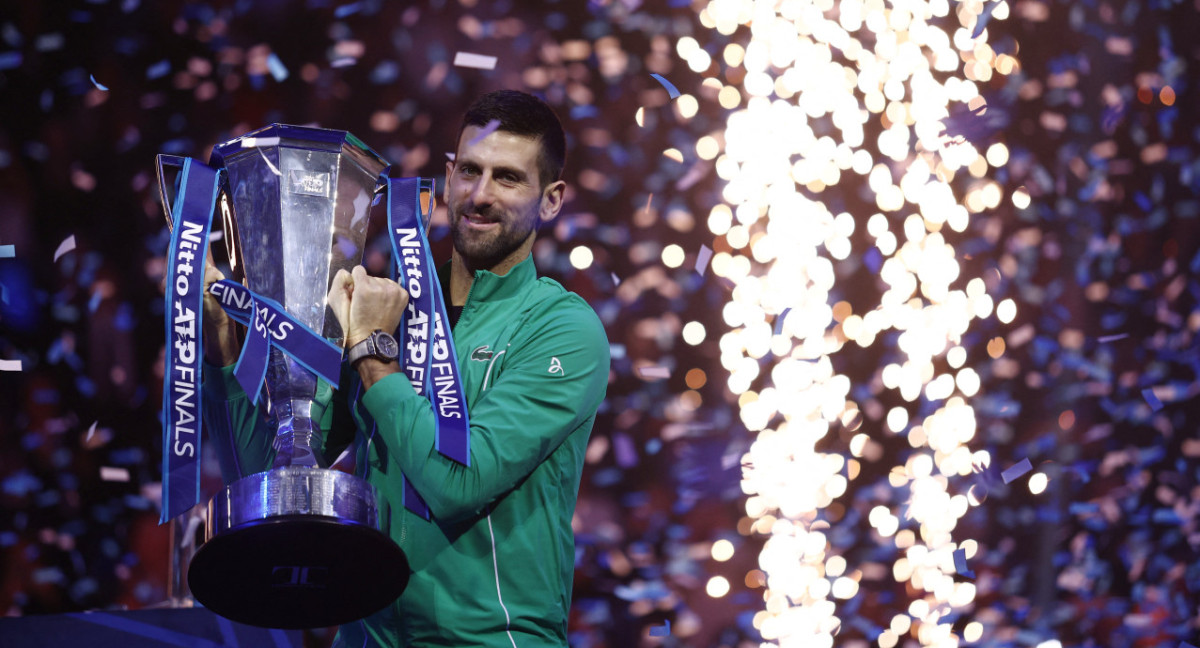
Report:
443,125,562,273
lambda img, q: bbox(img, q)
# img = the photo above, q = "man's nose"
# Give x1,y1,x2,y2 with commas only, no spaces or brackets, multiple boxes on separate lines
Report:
469,175,497,207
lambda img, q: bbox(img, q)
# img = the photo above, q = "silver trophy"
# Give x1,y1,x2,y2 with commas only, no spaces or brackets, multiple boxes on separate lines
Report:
157,125,408,628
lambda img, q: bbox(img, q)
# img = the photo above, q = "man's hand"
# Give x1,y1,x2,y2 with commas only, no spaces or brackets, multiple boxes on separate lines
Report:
328,266,409,390
202,249,240,367
327,266,409,348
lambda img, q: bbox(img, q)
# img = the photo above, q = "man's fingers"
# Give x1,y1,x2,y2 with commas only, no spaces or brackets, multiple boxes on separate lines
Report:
332,268,354,296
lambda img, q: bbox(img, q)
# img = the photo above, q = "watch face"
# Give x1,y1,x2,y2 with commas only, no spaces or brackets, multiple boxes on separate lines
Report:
376,332,399,358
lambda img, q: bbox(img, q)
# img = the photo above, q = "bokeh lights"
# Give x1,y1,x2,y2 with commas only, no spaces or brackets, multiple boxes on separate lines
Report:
702,0,1022,644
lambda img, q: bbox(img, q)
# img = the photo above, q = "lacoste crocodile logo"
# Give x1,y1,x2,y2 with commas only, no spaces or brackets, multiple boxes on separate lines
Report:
471,345,494,362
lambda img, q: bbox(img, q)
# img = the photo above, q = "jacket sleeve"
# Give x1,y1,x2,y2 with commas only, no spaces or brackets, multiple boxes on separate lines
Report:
201,362,276,482
361,301,610,522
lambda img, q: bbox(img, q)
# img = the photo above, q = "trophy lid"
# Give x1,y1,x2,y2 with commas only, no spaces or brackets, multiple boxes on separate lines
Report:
209,123,389,173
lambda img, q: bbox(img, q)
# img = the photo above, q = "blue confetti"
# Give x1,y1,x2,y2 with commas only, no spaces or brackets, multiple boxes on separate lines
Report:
467,119,501,146
0,51,22,70
649,620,671,637
0,244,14,257
955,549,974,580
1001,457,1033,484
266,52,289,82
89,73,109,91
146,59,170,80
1142,388,1164,412
971,1,999,39
334,2,363,18
773,308,790,337
649,73,681,99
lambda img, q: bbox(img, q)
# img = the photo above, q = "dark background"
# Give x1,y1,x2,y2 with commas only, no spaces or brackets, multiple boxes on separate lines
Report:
0,0,1198,646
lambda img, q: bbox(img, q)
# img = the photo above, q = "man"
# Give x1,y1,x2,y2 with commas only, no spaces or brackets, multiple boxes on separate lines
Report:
201,90,610,646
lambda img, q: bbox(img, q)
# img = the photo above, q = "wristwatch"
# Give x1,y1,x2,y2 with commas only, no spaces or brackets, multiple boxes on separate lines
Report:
347,329,400,368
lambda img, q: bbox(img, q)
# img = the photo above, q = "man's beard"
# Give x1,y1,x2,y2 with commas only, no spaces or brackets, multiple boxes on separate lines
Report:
450,205,536,272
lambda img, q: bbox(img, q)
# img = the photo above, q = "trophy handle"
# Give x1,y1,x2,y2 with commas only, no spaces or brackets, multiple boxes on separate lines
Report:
156,154,187,229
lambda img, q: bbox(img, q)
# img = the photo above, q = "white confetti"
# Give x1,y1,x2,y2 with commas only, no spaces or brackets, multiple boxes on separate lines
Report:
100,466,130,482
695,244,713,275
637,366,671,380
0,359,21,371
257,147,282,176
241,136,280,149
179,514,204,549
53,235,75,262
453,51,498,70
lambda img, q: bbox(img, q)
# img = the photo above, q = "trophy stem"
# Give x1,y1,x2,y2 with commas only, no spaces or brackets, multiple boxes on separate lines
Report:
273,411,325,468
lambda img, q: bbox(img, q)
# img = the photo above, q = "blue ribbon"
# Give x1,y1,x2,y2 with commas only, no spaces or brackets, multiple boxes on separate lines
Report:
207,279,344,399
161,158,220,523
386,177,470,518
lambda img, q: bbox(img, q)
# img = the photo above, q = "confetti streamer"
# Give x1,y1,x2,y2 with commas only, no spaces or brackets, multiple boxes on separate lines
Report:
86,420,98,443
53,235,75,262
1001,458,1033,484
649,73,681,99
1097,333,1129,343
89,74,109,91
694,244,712,275
453,51,498,70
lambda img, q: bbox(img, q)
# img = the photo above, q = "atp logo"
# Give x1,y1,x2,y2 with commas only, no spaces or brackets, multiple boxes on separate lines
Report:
548,357,564,376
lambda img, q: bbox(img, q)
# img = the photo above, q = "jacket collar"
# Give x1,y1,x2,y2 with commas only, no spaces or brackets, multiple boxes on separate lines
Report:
437,253,537,306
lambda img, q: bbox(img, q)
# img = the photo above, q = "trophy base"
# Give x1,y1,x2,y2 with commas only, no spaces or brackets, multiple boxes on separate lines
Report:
188,467,408,629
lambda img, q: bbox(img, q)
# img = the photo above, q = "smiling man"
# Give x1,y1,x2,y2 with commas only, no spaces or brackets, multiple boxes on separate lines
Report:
202,90,610,646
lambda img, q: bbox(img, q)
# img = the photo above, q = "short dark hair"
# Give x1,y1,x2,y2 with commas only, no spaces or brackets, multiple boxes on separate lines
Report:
457,90,566,189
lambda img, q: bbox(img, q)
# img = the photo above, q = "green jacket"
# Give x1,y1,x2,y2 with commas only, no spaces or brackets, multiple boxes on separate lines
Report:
202,254,610,646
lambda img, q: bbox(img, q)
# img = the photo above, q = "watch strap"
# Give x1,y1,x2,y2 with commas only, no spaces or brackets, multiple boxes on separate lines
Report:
347,334,375,367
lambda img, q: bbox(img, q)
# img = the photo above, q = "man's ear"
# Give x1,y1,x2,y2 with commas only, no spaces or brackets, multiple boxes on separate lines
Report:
538,180,566,224
443,160,454,204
